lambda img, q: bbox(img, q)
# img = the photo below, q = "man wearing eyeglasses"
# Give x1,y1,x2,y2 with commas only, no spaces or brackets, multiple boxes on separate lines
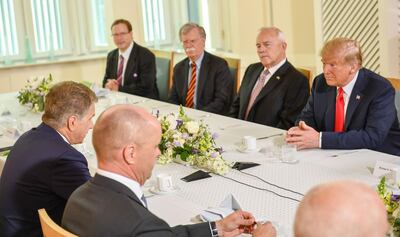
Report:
103,19,159,99
169,23,233,115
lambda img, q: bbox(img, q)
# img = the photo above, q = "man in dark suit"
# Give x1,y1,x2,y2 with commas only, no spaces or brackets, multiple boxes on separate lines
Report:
62,104,275,237
169,23,233,115
0,81,97,237
286,38,400,156
103,19,159,99
229,27,309,130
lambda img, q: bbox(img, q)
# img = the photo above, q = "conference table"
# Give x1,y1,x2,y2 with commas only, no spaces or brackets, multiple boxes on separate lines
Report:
0,91,399,237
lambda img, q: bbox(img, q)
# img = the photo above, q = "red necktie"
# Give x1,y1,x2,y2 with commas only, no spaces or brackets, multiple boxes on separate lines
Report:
335,87,344,132
244,69,269,120
185,63,197,108
116,55,124,85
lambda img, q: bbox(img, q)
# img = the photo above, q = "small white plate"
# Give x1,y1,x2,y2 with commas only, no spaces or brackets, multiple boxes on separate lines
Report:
236,146,260,153
149,186,179,195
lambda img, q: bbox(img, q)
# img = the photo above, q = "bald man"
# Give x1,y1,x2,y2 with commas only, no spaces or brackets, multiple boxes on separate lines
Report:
62,104,273,237
294,181,388,237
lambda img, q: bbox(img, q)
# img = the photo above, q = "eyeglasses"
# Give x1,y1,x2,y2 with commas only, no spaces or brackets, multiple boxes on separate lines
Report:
111,32,130,37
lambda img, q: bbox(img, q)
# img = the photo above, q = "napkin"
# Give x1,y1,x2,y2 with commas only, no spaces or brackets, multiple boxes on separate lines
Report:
91,84,109,97
199,194,242,221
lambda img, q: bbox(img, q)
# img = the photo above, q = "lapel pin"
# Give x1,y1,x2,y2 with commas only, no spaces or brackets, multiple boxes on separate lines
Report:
356,95,361,100
133,73,138,77
276,76,280,80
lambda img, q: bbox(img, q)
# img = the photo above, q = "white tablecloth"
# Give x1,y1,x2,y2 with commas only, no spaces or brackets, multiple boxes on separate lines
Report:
0,91,399,237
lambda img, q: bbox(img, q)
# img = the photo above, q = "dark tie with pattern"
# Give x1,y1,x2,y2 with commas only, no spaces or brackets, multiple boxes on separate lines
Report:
185,62,197,108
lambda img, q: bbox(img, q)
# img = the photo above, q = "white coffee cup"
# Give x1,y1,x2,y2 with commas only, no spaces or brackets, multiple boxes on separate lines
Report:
156,173,174,192
242,136,257,151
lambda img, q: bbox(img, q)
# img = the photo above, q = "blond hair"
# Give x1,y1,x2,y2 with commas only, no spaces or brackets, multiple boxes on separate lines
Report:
320,37,362,66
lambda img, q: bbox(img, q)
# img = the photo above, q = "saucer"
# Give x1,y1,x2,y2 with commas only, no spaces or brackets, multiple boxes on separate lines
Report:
149,186,179,195
236,146,260,153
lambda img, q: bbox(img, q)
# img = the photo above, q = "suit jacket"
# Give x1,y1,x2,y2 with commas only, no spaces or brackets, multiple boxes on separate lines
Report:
103,42,159,99
298,68,400,156
0,123,90,237
169,51,233,115
62,174,211,237
229,61,309,130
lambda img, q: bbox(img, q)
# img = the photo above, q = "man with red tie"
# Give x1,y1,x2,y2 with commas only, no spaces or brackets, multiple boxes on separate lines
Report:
169,23,233,115
103,19,159,99
286,38,400,156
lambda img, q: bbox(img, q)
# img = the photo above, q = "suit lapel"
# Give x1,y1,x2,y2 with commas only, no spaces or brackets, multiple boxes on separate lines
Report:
92,174,145,208
345,69,365,130
181,58,190,100
240,64,264,118
196,52,209,101
323,86,336,131
252,61,290,107
124,43,137,81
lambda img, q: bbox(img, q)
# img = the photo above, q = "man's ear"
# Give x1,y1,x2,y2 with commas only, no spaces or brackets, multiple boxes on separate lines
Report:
67,115,78,131
123,144,136,165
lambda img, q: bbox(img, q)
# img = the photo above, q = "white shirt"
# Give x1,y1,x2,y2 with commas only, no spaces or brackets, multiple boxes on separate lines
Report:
56,130,70,144
118,42,134,86
97,169,146,207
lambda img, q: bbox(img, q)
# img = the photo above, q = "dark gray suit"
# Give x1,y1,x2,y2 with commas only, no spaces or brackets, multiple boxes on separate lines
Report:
169,51,233,115
229,61,309,130
62,174,211,237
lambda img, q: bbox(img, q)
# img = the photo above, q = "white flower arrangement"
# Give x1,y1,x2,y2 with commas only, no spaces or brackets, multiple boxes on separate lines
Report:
17,74,53,112
157,106,230,175
377,177,400,235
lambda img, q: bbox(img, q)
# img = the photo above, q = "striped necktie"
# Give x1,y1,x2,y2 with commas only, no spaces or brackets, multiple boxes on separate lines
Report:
185,62,197,108
116,55,124,85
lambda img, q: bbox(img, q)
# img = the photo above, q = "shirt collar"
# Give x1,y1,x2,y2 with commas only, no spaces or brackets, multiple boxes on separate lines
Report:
265,58,287,75
55,130,70,144
189,51,205,67
340,70,359,95
119,41,134,59
96,169,144,202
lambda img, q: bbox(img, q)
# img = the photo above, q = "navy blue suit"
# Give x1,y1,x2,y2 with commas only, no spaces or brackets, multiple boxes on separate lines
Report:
0,123,91,237
298,68,400,156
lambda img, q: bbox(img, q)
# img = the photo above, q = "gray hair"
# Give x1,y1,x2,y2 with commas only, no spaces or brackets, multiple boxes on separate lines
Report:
179,22,206,41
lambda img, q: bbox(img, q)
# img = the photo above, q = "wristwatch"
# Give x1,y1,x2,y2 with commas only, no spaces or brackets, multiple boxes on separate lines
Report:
210,221,218,237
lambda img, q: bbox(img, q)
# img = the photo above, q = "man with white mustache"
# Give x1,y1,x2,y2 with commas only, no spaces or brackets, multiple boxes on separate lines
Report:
169,23,233,115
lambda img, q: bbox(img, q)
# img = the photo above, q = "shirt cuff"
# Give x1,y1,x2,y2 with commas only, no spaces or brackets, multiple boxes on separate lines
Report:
319,132,322,148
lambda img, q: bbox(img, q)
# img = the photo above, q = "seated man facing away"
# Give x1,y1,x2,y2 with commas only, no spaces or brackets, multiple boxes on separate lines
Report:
169,23,233,115
251,180,388,237
62,104,275,237
286,37,400,155
229,27,309,130
294,180,388,237
0,81,96,237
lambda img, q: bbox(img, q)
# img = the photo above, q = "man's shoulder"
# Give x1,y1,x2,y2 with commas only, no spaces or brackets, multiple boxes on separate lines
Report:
204,51,228,65
133,43,155,58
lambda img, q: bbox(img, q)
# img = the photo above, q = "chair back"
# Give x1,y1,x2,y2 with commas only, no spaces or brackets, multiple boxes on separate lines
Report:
296,67,312,90
172,51,187,67
387,77,400,119
38,209,78,237
224,57,241,96
151,49,173,101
